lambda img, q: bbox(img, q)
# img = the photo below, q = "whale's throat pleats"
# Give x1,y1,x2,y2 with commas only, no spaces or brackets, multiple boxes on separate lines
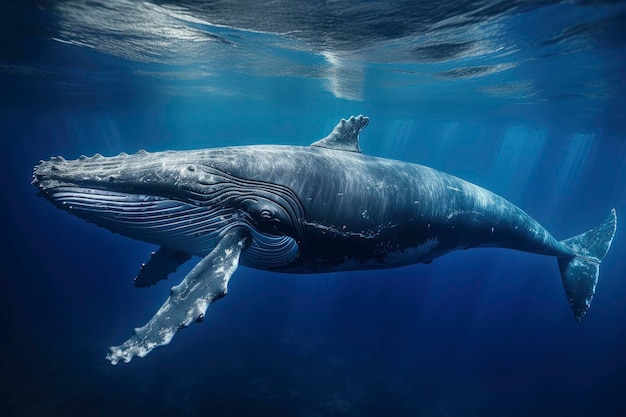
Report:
49,188,299,268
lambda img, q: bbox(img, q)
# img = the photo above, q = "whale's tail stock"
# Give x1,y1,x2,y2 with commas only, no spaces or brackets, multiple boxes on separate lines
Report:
558,208,617,321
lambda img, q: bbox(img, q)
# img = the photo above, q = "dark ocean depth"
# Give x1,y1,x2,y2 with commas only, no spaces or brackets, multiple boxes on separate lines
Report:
1,1,626,416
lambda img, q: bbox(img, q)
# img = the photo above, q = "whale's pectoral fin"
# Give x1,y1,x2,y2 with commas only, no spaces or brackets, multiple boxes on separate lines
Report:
106,227,251,365
558,208,617,321
311,115,369,153
134,247,192,288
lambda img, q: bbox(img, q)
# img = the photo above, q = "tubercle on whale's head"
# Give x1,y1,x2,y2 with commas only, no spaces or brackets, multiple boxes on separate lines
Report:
33,149,197,197
32,148,257,206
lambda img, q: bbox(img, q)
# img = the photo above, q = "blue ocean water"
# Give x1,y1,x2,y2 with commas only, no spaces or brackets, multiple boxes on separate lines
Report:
2,0,626,416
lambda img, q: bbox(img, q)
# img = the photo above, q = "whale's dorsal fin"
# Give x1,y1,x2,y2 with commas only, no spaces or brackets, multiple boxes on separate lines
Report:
311,115,369,153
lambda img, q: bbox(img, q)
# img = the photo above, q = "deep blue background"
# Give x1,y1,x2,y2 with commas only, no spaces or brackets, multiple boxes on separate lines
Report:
1,1,626,416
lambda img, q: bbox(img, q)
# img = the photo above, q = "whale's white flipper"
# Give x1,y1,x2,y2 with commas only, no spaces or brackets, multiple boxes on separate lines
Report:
106,227,251,365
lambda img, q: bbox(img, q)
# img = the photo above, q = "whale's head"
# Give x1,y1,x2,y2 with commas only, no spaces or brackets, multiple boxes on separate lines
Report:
32,148,303,268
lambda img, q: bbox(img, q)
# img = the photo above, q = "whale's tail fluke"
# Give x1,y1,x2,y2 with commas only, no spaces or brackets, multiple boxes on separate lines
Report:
558,208,617,321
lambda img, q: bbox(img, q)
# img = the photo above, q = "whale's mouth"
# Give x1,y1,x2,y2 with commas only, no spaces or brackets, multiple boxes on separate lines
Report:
31,160,222,242
40,185,239,254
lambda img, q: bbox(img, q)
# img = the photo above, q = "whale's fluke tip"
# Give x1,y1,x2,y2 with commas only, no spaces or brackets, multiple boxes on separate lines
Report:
558,208,617,321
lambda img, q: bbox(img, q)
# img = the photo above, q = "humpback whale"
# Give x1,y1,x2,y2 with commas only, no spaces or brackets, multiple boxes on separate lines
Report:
32,115,617,365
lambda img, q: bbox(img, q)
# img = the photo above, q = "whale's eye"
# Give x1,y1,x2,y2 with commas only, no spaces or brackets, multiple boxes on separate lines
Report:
239,199,293,236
